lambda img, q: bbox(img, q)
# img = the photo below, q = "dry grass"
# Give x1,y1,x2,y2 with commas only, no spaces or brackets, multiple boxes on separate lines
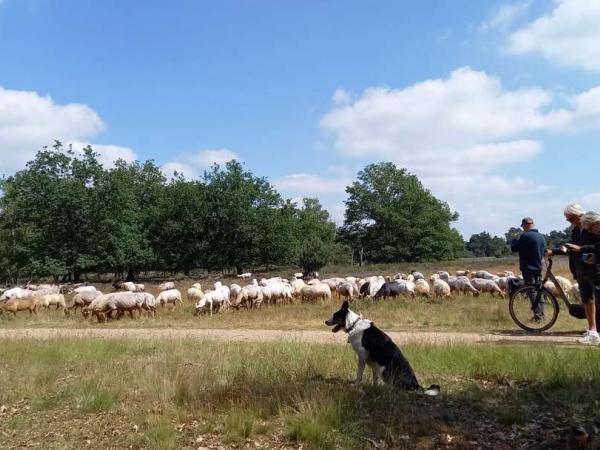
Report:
0,338,599,449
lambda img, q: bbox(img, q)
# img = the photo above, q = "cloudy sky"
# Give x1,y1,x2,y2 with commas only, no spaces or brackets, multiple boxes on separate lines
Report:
1,0,599,236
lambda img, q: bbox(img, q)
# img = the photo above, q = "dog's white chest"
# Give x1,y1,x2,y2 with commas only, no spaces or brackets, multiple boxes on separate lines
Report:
347,320,372,358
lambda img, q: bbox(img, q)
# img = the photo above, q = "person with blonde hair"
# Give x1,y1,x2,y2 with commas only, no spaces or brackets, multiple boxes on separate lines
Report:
575,211,600,344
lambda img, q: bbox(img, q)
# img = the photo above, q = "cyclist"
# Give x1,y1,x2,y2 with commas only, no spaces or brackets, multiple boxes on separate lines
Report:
511,217,547,320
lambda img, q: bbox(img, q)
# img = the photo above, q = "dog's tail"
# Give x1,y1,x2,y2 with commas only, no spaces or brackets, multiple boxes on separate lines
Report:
422,384,440,396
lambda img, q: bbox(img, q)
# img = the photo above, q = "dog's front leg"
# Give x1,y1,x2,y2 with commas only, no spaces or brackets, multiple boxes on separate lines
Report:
355,359,366,386
371,365,380,386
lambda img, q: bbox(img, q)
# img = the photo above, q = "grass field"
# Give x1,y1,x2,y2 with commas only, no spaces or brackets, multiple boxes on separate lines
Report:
1,338,599,449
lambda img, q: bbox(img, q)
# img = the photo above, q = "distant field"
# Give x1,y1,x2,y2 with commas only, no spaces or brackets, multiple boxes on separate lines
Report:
0,338,598,449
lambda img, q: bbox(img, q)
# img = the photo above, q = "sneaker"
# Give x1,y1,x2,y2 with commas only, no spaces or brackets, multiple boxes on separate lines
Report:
578,332,600,345
582,330,590,337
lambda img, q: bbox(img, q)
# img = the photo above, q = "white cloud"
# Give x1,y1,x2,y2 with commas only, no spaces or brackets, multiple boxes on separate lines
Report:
161,149,240,180
480,1,531,32
0,86,107,175
507,0,600,72
320,67,570,176
0,86,137,175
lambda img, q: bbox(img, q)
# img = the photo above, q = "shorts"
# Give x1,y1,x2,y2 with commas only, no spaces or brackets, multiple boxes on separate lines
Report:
577,274,600,305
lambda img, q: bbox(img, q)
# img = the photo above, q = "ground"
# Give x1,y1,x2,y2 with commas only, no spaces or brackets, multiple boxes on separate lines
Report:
1,257,596,449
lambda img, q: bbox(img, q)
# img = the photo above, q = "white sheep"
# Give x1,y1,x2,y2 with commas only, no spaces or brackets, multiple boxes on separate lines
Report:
300,284,331,302
194,289,228,315
237,273,252,280
159,281,175,291
415,279,431,297
472,271,497,280
411,272,425,281
36,294,67,309
454,277,479,296
120,282,145,292
433,279,451,298
157,289,183,308
570,283,581,302
69,290,102,313
74,285,99,295
1,287,35,301
470,278,504,297
187,286,204,303
544,276,573,298
455,270,470,277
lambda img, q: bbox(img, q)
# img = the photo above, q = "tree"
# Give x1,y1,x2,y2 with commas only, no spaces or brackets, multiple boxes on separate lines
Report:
466,232,510,257
342,162,464,263
545,227,571,248
294,198,337,273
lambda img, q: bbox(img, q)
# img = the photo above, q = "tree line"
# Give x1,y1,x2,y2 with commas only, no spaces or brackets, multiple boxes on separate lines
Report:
465,227,571,258
0,142,508,284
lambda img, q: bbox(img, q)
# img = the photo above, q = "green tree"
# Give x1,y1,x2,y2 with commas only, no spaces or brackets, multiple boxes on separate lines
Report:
342,162,464,263
294,198,337,273
466,232,510,257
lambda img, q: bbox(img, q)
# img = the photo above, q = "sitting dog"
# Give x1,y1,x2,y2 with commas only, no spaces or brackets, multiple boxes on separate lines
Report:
325,301,440,395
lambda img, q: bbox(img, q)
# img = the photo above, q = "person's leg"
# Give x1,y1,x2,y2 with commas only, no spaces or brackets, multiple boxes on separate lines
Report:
523,271,544,318
578,276,599,344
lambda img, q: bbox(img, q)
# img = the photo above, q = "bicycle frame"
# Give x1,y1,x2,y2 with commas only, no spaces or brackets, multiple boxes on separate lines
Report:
543,257,574,309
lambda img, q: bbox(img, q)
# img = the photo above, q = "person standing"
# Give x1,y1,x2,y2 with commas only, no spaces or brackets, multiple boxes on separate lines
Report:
511,217,547,319
577,211,600,344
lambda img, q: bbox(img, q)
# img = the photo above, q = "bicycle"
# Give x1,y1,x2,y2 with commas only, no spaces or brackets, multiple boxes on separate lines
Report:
508,256,586,333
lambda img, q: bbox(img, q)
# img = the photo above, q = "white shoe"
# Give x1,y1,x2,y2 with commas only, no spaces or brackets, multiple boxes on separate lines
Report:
582,330,590,337
578,332,600,345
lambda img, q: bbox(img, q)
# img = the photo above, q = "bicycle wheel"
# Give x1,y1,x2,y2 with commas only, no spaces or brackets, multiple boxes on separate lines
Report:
509,285,559,333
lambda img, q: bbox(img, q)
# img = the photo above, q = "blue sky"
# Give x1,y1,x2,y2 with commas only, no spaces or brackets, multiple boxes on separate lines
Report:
1,0,599,236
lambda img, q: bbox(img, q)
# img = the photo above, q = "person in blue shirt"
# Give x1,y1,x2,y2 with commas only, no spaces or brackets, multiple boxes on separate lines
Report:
511,217,547,319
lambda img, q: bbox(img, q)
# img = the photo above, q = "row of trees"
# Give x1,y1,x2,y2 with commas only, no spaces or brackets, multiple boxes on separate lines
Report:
466,228,571,258
0,142,338,283
2,142,572,283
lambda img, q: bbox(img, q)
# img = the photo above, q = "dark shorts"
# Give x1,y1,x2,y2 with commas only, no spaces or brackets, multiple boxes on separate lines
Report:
577,273,600,305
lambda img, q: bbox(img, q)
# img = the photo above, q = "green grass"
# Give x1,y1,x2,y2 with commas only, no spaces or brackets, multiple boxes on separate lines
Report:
0,338,599,449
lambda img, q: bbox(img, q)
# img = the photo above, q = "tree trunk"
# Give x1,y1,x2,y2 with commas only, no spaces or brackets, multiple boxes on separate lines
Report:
74,271,81,283
126,268,136,282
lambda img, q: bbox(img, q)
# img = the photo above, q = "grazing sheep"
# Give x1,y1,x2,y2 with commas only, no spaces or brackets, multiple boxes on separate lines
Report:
229,284,243,302
411,272,425,281
433,279,451,298
69,290,102,313
239,285,264,309
1,287,35,301
111,292,145,319
293,272,304,279
291,279,306,297
141,293,157,317
472,271,497,280
187,287,204,303
159,281,175,291
455,270,470,277
36,294,67,310
454,277,480,296
300,284,331,302
83,294,115,322
194,289,228,315
374,281,414,299
74,286,99,295
337,281,358,301
0,298,38,316
237,273,252,280
430,273,440,282
117,281,145,292
415,279,431,298
470,279,504,297
437,271,450,280
544,276,573,298
497,270,515,278
157,289,183,308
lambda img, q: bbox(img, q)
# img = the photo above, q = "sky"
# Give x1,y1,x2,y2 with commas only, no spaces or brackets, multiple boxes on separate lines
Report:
1,0,600,237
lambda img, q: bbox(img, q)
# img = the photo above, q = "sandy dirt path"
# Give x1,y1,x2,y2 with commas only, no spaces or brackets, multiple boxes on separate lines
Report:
0,327,587,345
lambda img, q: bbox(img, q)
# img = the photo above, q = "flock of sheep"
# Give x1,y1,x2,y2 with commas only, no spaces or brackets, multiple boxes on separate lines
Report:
0,268,581,323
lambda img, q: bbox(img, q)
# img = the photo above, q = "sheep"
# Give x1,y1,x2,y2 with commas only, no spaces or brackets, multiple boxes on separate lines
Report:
472,271,497,280
454,277,480,296
570,283,581,302
1,287,35,301
415,279,431,298
544,276,573,298
36,294,67,310
367,276,386,297
497,270,515,278
337,281,358,301
322,278,345,297
229,284,243,302
110,292,145,319
141,293,157,317
238,285,263,309
68,290,102,314
74,286,99,295
118,281,145,292
293,272,304,280
470,278,504,297
374,281,414,299
0,298,38,316
156,289,183,308
411,272,425,281
429,273,440,282
159,281,175,291
433,279,451,298
455,270,470,277
214,282,231,309
291,279,306,297
300,284,331,302
83,294,115,322
194,289,228,315
437,271,450,280
187,287,204,303
237,273,252,280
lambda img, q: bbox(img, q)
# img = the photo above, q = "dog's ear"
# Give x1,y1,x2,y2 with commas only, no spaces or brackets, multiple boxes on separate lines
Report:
342,300,349,309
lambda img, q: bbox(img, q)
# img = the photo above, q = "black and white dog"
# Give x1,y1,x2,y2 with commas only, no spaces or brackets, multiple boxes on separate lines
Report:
325,301,440,396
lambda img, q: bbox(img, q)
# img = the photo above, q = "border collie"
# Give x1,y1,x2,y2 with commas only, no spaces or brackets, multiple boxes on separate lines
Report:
325,301,440,396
